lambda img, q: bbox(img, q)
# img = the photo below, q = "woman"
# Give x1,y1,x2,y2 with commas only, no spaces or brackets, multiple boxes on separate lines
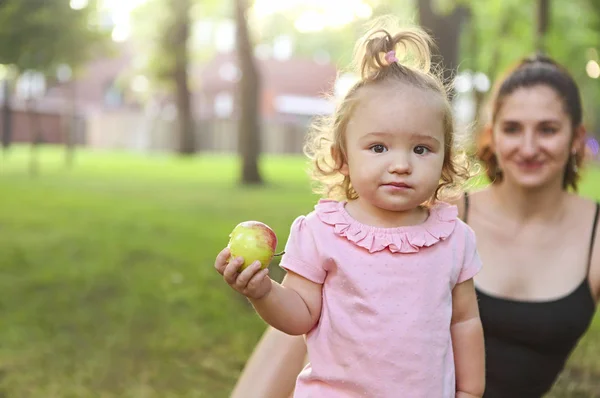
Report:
229,54,600,398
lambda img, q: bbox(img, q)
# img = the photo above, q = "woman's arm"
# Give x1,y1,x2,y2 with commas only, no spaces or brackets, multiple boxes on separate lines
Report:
231,327,308,398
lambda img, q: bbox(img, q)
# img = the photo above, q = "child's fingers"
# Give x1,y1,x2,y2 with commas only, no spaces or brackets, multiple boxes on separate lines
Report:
223,256,244,284
246,268,270,292
235,261,262,289
214,247,231,275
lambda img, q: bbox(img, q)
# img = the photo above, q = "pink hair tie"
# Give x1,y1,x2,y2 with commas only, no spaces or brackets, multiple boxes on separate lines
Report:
385,50,398,65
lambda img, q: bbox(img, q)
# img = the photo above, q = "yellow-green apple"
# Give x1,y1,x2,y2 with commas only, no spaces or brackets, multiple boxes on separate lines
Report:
227,221,278,271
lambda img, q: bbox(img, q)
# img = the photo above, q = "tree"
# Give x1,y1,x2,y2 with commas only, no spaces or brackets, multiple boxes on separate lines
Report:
417,0,470,95
536,0,550,52
1,70,13,152
459,0,599,131
0,0,110,170
166,0,196,155
235,0,262,184
129,0,196,155
0,1,108,73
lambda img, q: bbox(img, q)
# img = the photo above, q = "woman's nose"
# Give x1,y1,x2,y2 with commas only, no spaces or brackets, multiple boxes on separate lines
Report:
520,131,539,156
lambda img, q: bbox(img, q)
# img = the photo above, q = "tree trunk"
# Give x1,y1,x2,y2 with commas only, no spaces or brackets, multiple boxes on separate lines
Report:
2,79,12,154
536,0,550,53
65,81,76,169
171,0,195,155
235,0,263,185
418,0,470,98
27,98,42,177
469,11,510,129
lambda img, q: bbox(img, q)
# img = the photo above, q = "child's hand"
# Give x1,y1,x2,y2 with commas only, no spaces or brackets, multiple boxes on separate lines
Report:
214,247,272,300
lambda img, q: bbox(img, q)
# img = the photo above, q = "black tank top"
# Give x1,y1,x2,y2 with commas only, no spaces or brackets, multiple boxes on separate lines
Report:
463,194,599,398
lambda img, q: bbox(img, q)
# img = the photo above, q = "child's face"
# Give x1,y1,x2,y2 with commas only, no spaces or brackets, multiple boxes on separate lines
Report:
491,85,583,190
341,82,446,212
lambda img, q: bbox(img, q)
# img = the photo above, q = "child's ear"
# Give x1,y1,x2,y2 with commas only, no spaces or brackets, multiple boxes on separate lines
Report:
331,146,349,176
340,163,349,176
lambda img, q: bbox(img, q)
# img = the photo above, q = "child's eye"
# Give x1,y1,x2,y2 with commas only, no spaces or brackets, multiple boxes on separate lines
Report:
540,126,557,135
503,126,520,134
413,145,429,155
370,144,387,153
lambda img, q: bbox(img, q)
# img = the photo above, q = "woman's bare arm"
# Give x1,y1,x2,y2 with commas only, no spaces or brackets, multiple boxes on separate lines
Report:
231,327,308,398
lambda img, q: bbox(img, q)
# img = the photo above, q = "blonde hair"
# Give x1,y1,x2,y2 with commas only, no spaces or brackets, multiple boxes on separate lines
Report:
304,20,470,203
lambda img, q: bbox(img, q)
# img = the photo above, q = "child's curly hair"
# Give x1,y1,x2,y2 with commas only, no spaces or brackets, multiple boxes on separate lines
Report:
304,20,471,203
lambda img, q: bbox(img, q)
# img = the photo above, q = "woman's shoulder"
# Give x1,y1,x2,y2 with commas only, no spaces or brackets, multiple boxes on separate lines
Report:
564,193,600,230
567,192,599,209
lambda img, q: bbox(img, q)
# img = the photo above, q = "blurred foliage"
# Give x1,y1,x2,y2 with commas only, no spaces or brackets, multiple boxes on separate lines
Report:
248,0,417,68
128,0,600,129
130,0,180,93
250,0,600,129
129,0,232,94
460,0,600,128
461,0,598,80
0,0,111,76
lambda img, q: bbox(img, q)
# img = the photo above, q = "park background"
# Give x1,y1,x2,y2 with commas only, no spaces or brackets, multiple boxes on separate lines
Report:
0,0,599,397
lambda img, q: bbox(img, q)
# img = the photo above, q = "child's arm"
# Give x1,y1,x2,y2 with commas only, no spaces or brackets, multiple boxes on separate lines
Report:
215,247,322,336
251,270,322,335
451,278,485,398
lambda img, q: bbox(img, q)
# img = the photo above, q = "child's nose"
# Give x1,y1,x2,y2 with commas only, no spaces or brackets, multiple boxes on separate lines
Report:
388,156,412,174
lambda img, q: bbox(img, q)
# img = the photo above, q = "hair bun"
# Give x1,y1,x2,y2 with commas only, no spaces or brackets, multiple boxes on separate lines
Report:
354,25,435,81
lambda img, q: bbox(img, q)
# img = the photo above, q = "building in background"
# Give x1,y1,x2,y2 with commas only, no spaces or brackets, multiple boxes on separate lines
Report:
0,38,339,155
195,51,337,154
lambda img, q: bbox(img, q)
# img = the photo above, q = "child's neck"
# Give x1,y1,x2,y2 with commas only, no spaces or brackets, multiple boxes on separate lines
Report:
345,198,428,228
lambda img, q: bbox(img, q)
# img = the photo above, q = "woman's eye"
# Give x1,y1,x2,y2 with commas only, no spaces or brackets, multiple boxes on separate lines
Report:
370,144,387,153
413,145,429,155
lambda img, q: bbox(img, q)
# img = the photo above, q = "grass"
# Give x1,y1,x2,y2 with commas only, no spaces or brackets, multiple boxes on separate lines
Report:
0,146,599,397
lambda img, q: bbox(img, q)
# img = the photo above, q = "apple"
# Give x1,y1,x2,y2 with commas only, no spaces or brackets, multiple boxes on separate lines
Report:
227,221,279,271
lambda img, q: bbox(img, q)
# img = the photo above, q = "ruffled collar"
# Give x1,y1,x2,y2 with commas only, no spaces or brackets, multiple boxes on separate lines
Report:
315,199,458,254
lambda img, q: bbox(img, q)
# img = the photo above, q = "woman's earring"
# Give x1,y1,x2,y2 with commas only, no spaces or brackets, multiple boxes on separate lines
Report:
571,151,579,174
495,161,503,176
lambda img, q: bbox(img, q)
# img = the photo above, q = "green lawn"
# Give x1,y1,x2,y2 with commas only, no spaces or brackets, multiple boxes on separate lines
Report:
0,146,599,397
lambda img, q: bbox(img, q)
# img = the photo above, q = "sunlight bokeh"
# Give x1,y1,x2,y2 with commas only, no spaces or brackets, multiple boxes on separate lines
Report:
253,0,373,32
100,0,148,42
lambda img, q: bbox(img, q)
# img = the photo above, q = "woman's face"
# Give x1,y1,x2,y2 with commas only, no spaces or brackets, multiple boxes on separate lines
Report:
491,85,584,190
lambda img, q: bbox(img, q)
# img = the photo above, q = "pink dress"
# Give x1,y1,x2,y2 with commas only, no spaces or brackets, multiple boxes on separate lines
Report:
279,199,482,398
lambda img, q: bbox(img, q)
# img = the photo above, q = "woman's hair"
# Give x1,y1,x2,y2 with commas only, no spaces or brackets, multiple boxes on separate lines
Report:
477,53,585,191
303,21,470,203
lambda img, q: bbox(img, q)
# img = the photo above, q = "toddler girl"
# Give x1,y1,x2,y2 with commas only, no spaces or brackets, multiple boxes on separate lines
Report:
215,23,485,398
